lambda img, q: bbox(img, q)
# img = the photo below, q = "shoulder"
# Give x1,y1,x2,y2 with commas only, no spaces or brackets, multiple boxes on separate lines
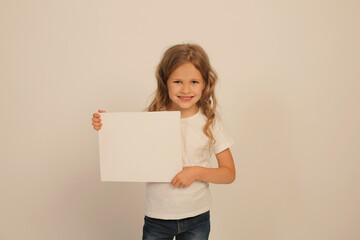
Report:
212,112,234,152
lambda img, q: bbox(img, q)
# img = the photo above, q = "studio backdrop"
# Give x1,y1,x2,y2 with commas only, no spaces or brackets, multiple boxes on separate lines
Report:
1,0,359,239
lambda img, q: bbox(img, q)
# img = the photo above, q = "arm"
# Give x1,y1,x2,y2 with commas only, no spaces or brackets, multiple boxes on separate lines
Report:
171,148,236,188
196,148,236,184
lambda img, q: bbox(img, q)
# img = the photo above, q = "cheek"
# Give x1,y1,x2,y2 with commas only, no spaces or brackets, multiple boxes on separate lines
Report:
198,85,205,95
167,86,177,98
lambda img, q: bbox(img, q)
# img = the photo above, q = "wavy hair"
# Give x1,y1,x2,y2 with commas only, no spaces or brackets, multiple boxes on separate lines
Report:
148,43,218,146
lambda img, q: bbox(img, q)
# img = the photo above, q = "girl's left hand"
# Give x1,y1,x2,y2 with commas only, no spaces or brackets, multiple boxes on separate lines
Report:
171,167,200,188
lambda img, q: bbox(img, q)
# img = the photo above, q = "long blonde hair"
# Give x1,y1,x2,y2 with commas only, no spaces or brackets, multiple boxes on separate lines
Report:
148,43,218,146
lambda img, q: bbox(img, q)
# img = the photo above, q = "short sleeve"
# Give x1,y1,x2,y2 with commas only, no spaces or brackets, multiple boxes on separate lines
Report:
212,116,235,154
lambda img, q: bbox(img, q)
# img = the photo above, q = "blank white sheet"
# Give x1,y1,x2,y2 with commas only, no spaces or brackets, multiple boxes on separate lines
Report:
98,111,182,182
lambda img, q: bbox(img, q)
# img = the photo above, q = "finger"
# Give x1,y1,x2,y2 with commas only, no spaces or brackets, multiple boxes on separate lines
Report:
93,113,100,118
171,177,177,186
92,117,101,123
98,110,106,113
172,178,181,188
181,182,189,188
92,122,102,127
175,180,183,188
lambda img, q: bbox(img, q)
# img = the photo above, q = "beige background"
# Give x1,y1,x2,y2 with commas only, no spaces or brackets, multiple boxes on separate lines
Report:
1,0,359,239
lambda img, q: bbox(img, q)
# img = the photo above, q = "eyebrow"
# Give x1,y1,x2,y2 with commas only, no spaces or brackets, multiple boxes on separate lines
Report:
170,78,202,81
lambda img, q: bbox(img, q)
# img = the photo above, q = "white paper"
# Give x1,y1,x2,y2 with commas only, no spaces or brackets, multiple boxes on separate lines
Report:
98,111,182,182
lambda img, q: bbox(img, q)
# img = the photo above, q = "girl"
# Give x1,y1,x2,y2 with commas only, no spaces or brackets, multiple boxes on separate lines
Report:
92,43,235,240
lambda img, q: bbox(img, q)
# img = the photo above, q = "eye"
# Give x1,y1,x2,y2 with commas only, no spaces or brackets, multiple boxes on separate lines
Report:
173,80,181,84
191,81,199,84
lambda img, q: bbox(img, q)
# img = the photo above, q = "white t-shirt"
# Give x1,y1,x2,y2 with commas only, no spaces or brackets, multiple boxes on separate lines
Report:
145,109,234,220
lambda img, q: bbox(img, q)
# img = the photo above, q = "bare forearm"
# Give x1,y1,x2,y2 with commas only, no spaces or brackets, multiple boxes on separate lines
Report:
172,149,236,187
194,166,236,184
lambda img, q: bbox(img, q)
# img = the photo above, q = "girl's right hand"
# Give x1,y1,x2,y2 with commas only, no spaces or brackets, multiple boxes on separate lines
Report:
92,110,106,131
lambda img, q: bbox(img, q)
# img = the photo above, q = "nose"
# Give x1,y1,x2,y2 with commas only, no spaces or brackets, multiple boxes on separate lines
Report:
181,83,190,93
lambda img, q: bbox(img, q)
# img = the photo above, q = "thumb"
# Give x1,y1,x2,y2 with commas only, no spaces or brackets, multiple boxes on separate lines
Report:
98,110,107,113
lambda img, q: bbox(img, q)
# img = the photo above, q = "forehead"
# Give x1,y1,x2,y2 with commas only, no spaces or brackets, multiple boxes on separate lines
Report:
169,62,203,80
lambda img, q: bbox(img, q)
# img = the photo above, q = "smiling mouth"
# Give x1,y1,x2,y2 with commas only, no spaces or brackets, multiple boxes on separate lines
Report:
178,96,194,102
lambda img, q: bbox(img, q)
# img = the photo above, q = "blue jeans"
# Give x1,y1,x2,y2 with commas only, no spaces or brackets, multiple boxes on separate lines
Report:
142,211,210,240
